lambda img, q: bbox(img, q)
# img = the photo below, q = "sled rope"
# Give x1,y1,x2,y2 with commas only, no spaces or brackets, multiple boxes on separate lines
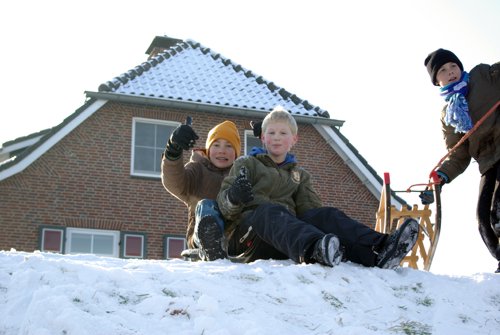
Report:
430,100,500,177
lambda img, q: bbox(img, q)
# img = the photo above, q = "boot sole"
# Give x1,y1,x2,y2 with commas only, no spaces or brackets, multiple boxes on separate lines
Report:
320,234,343,267
378,219,419,269
198,216,226,261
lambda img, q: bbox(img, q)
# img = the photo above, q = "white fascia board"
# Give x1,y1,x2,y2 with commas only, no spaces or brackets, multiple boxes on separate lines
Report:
0,100,108,181
1,136,44,154
314,124,404,209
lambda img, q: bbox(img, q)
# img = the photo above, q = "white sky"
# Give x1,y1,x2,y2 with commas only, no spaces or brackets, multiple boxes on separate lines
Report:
1,0,499,275
1,251,499,334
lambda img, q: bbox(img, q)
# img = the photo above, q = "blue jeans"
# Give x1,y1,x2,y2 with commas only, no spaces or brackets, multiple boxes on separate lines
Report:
193,199,225,247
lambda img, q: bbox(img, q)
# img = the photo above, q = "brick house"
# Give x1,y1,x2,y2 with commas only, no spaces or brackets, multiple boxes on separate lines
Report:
0,35,405,260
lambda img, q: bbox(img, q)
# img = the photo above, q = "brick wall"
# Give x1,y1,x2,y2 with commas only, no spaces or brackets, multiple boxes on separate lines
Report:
0,102,379,259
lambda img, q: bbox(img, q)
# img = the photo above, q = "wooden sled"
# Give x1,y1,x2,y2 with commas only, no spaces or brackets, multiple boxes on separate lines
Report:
375,172,442,271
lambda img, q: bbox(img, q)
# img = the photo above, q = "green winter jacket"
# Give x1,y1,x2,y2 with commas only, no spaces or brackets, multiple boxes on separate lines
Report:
217,152,323,238
439,62,500,180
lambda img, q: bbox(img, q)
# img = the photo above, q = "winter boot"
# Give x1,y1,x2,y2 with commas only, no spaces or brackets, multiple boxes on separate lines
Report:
311,234,343,267
197,215,227,261
376,218,419,269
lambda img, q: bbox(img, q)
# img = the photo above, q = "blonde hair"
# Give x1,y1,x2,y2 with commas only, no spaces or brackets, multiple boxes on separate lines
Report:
262,106,298,135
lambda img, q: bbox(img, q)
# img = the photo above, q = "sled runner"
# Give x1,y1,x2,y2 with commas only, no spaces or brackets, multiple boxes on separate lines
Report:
375,172,442,271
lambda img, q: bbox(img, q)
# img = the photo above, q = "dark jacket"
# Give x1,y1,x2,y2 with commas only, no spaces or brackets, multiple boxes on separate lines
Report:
161,149,231,248
439,62,500,180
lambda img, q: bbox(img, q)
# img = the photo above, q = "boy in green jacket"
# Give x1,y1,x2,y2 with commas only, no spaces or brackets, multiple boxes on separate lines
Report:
216,106,419,269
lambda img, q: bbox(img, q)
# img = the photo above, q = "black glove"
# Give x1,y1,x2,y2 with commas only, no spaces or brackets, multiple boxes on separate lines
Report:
250,120,263,139
227,167,254,205
419,190,434,205
164,117,199,160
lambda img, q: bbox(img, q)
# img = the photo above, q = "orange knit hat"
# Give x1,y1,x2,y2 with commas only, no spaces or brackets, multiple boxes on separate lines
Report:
205,121,241,158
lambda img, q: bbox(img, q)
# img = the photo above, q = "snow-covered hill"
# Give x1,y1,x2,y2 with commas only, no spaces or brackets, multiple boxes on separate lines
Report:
0,250,499,335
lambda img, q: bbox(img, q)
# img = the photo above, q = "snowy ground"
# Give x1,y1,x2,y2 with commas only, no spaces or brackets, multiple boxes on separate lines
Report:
0,250,499,335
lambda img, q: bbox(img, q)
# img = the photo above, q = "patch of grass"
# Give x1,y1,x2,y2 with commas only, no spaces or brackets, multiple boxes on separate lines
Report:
412,283,423,293
114,292,150,305
297,274,313,284
321,291,344,309
392,283,424,296
162,288,177,297
458,313,471,324
265,293,287,304
389,320,432,335
416,296,434,307
490,293,500,307
238,273,262,282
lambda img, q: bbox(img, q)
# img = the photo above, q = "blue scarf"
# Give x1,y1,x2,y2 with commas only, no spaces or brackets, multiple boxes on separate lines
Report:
439,72,473,133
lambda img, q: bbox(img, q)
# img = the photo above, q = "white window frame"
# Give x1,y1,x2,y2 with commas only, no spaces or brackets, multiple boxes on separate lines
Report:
40,227,65,253
131,117,180,178
122,233,146,259
164,235,186,259
244,130,262,155
65,228,120,257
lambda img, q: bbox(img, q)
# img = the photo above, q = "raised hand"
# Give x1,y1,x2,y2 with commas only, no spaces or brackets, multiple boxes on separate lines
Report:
165,117,199,159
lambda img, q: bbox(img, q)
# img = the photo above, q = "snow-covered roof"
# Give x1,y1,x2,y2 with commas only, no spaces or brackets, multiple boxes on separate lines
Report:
96,37,332,119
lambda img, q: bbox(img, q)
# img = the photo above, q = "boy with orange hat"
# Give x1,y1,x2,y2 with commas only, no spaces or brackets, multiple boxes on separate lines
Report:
162,119,241,261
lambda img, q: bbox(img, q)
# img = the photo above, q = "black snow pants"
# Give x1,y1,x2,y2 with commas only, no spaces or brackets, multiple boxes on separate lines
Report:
477,160,500,260
231,203,387,267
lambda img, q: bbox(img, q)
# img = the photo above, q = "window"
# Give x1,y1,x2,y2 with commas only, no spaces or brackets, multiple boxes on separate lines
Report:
245,130,262,155
131,118,179,177
66,228,120,257
40,226,65,253
121,233,146,259
164,235,186,259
